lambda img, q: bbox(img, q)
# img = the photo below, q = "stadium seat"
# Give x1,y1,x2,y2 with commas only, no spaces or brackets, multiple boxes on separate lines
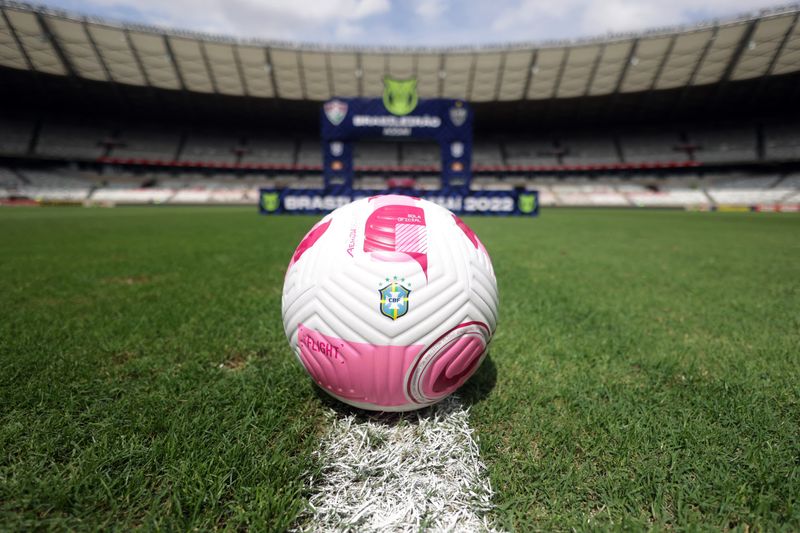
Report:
110,126,182,161
706,188,795,206
777,173,800,188
0,166,23,187
35,121,112,160
710,174,781,188
354,143,399,167
472,141,505,166
179,132,239,164
355,176,388,189
0,118,34,156
764,123,800,161
689,126,758,164
560,134,620,165
504,138,559,166
620,130,685,163
296,139,321,166
240,137,296,165
401,143,440,167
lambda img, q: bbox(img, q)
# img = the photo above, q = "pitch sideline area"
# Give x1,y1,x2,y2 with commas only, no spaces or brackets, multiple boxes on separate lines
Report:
0,207,798,530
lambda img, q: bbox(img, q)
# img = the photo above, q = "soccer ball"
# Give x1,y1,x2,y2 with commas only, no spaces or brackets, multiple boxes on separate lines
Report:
281,195,498,411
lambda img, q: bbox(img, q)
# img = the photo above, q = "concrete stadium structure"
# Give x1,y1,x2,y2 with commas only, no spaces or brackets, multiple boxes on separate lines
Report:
1,1,799,101
0,1,799,209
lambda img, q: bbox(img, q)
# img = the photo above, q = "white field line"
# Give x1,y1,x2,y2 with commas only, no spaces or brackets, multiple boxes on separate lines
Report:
297,396,501,532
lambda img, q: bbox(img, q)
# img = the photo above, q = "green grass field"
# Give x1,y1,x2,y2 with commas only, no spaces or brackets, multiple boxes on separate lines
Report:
1,207,798,531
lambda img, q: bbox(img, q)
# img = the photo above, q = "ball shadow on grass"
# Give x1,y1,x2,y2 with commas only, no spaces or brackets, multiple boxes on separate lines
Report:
311,352,497,426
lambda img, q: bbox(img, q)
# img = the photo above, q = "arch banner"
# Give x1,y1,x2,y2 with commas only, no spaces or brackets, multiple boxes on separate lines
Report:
321,95,472,190
260,78,538,216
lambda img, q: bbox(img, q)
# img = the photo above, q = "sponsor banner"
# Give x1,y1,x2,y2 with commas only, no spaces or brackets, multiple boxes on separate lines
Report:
754,204,800,212
716,205,752,213
259,188,539,216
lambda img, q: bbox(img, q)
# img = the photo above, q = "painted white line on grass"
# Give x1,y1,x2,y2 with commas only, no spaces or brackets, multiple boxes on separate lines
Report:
298,396,500,532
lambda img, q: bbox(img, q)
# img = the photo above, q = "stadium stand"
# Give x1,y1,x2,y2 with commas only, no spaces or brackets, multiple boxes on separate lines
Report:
109,126,181,161
179,132,239,164
0,166,22,187
355,176,389,190
551,184,630,207
296,140,320,166
0,2,799,209
471,176,513,191
619,130,686,163
240,138,296,165
690,126,758,164
560,135,620,165
6,123,784,171
19,169,91,189
12,168,91,201
90,187,174,204
415,177,443,190
778,173,800,187
290,175,325,188
400,143,440,167
627,188,711,208
34,121,110,160
781,190,800,204
0,117,34,156
472,141,505,167
534,187,558,207
504,139,559,166
705,188,796,206
710,174,782,188
764,124,800,161
3,164,796,210
354,142,400,167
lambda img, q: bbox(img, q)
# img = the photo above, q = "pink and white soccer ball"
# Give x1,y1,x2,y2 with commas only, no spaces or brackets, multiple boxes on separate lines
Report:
281,195,498,411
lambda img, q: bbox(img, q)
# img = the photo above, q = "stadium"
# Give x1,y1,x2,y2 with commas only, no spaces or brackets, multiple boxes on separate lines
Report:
1,1,800,206
1,0,798,530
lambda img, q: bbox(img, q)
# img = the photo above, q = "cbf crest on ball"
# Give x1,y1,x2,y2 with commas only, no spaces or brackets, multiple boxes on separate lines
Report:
379,278,410,320
281,195,498,411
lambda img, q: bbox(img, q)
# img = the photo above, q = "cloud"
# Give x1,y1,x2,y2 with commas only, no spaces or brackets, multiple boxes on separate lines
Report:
490,0,780,42
335,21,365,40
414,0,448,22
579,0,681,35
351,0,391,19
69,0,392,41
39,0,782,45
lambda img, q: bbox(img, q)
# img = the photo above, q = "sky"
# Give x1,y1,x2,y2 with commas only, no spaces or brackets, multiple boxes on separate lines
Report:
36,0,786,47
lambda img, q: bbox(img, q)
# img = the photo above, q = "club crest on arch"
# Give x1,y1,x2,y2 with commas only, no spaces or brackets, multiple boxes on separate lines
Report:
449,101,468,127
379,278,411,320
383,76,418,116
324,99,348,126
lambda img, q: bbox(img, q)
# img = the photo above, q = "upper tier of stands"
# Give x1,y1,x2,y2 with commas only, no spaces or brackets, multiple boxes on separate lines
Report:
1,3,798,103
3,118,799,169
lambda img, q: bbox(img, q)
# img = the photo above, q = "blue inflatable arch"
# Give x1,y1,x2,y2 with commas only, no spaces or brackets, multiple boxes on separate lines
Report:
321,97,473,191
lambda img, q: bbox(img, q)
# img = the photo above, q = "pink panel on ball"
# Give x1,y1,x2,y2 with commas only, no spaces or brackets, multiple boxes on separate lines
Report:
420,334,486,398
290,219,331,268
297,323,424,407
364,201,428,278
452,214,488,256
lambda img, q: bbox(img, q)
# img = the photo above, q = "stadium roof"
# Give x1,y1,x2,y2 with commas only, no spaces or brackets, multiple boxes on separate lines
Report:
0,1,799,103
